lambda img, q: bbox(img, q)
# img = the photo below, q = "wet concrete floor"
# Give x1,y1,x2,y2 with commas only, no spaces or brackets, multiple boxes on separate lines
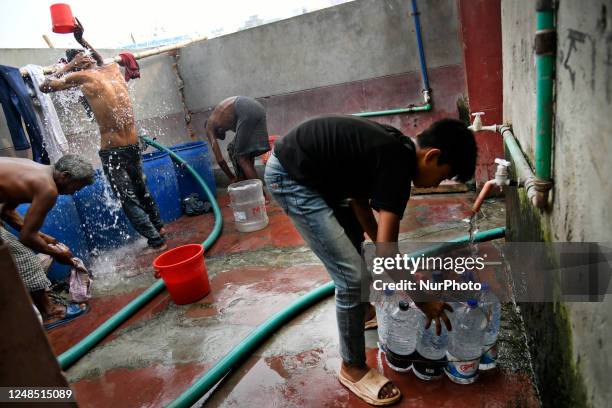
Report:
46,192,540,407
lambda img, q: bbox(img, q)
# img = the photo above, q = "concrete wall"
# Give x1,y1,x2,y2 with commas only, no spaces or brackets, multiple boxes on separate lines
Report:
0,48,188,166
177,0,467,168
180,0,462,109
502,0,612,406
457,0,504,186
2,0,469,176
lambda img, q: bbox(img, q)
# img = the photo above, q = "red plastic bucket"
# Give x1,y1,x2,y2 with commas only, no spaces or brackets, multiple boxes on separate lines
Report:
50,4,76,34
153,244,210,305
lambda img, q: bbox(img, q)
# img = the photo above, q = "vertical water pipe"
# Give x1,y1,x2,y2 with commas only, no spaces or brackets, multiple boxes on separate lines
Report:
352,0,431,117
533,0,555,207
411,0,431,100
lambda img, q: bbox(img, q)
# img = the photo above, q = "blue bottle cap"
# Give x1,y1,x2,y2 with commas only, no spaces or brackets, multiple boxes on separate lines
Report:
384,288,395,296
467,299,478,307
480,282,490,291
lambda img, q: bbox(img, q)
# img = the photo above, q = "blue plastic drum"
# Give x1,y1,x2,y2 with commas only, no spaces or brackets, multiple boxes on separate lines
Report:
73,169,137,252
142,150,182,222
14,195,89,282
169,141,216,201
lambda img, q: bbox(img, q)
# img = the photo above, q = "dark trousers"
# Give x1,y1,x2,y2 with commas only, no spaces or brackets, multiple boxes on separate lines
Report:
0,65,48,163
99,145,165,247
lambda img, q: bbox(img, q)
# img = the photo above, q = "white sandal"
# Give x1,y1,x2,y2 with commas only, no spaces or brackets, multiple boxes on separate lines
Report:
338,368,401,406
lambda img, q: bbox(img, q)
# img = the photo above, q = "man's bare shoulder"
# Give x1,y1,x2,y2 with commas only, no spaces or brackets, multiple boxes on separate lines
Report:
62,68,98,84
96,62,124,79
0,159,56,201
0,157,43,170
75,63,120,80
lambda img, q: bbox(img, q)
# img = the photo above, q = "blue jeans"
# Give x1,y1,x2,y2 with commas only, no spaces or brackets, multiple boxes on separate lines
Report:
265,152,367,366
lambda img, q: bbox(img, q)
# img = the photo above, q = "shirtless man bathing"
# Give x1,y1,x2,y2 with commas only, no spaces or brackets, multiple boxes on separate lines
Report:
40,21,167,252
0,155,94,327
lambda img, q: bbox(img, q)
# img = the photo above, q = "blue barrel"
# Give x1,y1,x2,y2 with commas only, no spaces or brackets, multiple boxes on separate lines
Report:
169,141,216,201
74,169,137,252
15,195,89,282
142,150,182,222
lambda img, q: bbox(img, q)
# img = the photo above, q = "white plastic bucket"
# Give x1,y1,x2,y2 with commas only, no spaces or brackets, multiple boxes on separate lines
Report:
227,179,269,232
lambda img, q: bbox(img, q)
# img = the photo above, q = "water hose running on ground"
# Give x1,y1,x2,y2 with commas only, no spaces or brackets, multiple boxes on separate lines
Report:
167,227,506,408
58,137,223,370
56,137,505,405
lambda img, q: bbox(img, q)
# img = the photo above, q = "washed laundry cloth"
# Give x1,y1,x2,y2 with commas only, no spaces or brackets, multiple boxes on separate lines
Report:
23,65,69,163
0,65,49,163
118,52,140,82
69,256,92,303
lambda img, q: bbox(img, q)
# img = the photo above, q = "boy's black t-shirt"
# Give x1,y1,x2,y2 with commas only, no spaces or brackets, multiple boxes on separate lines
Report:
274,115,416,217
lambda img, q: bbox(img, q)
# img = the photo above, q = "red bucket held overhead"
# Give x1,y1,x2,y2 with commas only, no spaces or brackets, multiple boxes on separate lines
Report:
50,4,76,34
153,244,210,305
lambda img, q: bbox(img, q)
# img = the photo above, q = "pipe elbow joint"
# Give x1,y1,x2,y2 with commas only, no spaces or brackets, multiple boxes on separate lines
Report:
527,177,553,209
532,190,547,208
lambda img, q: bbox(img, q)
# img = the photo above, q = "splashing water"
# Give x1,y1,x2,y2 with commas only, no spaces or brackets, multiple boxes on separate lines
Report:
87,236,148,294
462,212,481,283
467,212,479,245
99,177,131,240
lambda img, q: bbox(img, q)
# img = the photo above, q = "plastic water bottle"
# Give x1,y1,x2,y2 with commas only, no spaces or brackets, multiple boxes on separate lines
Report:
413,316,449,381
385,300,423,372
374,288,396,350
445,299,487,384
227,179,268,232
479,283,501,370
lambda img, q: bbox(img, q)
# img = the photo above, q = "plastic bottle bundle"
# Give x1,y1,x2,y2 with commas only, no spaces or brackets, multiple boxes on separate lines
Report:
479,283,501,370
385,300,424,372
445,299,487,384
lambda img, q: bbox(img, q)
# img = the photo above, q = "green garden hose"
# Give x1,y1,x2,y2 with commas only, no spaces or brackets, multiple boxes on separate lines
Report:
167,227,506,407
58,137,223,370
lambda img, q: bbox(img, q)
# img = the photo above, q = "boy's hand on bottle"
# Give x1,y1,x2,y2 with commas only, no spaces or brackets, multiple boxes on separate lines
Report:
416,301,453,335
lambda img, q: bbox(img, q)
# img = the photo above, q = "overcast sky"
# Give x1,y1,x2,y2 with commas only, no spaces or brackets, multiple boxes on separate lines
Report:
0,0,350,49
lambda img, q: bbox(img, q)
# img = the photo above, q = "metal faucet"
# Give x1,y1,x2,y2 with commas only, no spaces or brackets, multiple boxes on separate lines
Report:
471,158,513,214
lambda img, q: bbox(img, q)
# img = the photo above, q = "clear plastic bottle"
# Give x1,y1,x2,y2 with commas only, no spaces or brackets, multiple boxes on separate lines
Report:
445,299,487,384
413,270,450,380
227,179,268,232
374,288,396,350
385,300,423,372
479,283,501,370
414,313,448,380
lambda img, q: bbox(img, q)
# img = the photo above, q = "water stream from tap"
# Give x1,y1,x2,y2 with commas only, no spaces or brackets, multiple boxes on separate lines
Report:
464,212,480,283
468,212,477,245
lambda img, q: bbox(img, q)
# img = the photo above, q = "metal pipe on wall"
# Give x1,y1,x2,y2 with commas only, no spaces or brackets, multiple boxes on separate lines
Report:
411,0,431,99
498,125,538,205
